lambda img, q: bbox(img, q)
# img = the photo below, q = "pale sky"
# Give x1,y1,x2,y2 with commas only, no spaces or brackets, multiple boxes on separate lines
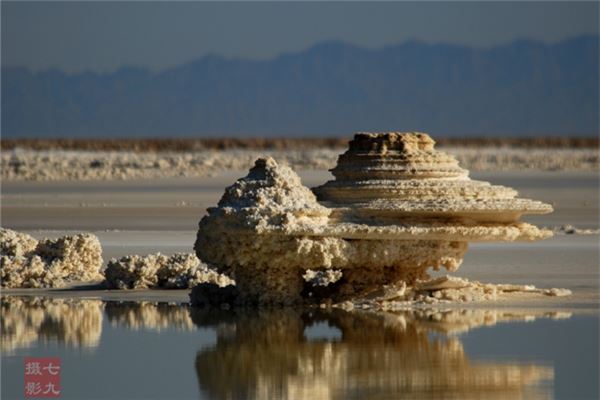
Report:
2,1,598,73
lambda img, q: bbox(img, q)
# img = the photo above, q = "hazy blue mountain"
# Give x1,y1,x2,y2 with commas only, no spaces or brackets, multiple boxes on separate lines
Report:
2,35,598,138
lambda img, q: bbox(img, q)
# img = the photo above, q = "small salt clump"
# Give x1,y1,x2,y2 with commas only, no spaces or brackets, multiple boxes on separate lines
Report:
0,228,103,288
554,224,600,235
104,252,232,289
0,228,38,257
303,269,342,287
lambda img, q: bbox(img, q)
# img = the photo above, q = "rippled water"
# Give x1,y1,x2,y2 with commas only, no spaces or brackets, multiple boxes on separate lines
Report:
1,296,598,400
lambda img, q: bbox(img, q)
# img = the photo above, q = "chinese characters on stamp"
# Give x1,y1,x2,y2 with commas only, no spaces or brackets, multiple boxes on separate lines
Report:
24,357,61,398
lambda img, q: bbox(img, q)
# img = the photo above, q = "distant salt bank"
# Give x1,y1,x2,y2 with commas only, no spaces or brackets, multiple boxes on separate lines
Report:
2,137,598,152
2,146,598,181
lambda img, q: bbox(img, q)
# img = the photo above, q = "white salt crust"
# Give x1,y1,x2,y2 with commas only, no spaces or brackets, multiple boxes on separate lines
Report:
2,146,597,181
104,252,233,289
0,228,103,288
335,275,573,311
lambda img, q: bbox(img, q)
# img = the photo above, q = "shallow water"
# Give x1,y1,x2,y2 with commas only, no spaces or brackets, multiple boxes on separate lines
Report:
3,171,598,231
1,296,598,400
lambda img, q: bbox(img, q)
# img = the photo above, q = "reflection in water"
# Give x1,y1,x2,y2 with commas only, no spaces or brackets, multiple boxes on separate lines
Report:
105,301,196,332
396,308,572,335
1,296,570,399
1,297,197,353
0,296,196,354
192,309,563,400
1,296,103,353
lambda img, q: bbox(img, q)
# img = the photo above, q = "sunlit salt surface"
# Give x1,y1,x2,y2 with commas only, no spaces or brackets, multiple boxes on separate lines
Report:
1,296,598,400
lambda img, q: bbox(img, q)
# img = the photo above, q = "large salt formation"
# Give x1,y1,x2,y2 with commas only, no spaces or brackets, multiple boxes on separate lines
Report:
195,133,552,305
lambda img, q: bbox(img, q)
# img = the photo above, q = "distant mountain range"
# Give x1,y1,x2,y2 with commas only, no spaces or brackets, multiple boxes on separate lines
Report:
2,35,598,138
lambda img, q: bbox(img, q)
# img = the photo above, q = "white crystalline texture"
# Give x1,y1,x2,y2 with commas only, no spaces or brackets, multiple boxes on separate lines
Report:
0,228,103,288
2,146,597,182
207,157,331,233
1,149,339,181
0,228,38,257
194,133,556,305
104,252,233,289
346,275,573,309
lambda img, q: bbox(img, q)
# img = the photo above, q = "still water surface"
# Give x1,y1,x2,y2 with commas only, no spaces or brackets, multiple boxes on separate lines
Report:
1,296,598,400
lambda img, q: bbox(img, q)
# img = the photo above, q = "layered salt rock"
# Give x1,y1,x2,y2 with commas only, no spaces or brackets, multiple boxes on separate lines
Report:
195,133,554,305
0,228,103,288
104,252,232,289
313,132,552,238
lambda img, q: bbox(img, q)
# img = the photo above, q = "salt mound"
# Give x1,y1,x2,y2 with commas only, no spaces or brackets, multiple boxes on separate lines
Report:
195,133,554,305
0,228,103,288
104,252,233,289
195,158,332,304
